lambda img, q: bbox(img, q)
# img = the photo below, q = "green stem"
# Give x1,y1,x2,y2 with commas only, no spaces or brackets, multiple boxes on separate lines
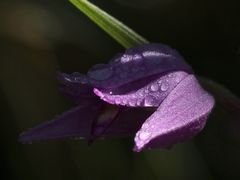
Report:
69,0,149,48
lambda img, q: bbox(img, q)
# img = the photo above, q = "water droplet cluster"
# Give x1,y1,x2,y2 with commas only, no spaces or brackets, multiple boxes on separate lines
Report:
94,71,188,108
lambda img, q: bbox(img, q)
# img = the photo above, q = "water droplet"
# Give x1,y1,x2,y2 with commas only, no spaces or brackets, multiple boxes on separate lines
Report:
168,73,175,78
129,99,136,106
88,64,113,81
142,123,149,129
138,131,150,141
115,99,121,104
150,84,159,92
143,51,161,57
144,89,149,93
133,54,141,60
161,82,169,91
158,80,162,84
175,75,182,83
123,99,127,104
121,54,132,63
138,90,145,97
150,125,155,129
137,99,142,106
144,95,157,106
109,91,113,95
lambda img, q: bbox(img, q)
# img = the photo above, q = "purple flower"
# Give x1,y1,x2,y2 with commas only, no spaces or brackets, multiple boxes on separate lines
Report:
19,43,215,152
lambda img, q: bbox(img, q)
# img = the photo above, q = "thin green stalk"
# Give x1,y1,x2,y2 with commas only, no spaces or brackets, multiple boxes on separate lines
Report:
69,0,149,48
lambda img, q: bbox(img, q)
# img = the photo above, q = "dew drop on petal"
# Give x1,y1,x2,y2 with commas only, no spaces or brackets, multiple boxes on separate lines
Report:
150,84,159,92
138,131,150,141
175,75,182,83
115,98,121,104
142,122,149,129
123,99,127,104
168,73,175,78
139,90,145,97
133,54,141,60
121,54,132,63
150,124,155,129
129,99,136,106
144,95,157,106
137,99,142,106
88,64,113,81
161,82,169,91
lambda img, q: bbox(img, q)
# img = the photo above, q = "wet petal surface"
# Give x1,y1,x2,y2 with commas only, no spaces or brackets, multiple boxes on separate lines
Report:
19,43,215,152
19,101,103,143
94,71,188,107
134,75,215,151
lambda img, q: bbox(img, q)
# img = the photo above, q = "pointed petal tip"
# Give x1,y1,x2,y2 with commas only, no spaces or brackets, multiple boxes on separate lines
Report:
133,114,209,152
19,104,103,144
133,75,215,151
18,131,33,144
94,71,189,107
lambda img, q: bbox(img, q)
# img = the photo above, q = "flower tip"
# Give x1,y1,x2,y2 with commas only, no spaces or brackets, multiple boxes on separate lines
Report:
93,88,104,98
18,131,35,144
133,146,141,152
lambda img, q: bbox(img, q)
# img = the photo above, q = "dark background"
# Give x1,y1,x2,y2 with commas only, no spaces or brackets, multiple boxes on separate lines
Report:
1,0,240,179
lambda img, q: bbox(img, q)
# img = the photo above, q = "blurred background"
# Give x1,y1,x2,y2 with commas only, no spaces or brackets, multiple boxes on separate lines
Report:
1,0,240,179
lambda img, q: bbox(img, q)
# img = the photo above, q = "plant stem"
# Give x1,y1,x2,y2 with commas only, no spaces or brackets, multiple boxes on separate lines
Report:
69,0,149,48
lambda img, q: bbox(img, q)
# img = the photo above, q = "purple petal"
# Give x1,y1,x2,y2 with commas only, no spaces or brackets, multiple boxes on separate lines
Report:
19,101,103,143
57,72,89,85
57,72,96,103
93,71,188,107
87,43,192,89
133,75,215,152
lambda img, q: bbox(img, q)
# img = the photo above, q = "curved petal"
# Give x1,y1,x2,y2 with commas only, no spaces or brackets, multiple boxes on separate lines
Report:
57,72,89,85
133,75,215,152
57,72,96,103
87,43,192,89
19,101,103,143
93,71,188,107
